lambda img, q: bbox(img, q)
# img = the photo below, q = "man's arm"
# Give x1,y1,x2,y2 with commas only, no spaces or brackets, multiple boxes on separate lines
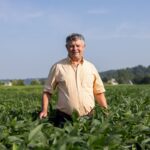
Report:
39,92,51,119
95,92,108,109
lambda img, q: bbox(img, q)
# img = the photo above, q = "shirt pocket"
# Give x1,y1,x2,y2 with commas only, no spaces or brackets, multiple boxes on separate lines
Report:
57,73,71,88
81,73,94,88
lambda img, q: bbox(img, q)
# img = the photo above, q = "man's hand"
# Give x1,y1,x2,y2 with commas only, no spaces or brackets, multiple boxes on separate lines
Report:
39,92,51,119
102,107,109,117
39,111,48,119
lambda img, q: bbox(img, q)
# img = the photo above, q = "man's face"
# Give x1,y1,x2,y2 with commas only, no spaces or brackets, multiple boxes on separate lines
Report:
66,39,85,61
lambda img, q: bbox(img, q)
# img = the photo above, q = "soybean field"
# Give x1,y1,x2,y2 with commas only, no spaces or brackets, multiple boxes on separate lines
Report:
0,85,150,150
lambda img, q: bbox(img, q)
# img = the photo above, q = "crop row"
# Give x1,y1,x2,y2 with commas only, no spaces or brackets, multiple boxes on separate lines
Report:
0,85,150,149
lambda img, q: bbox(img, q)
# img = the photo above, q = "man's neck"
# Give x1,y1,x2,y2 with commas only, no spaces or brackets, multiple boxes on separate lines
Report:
70,57,83,64
72,60,80,65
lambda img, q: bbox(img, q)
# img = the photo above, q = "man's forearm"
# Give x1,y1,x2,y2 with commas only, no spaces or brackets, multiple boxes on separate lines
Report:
42,92,51,112
95,93,108,109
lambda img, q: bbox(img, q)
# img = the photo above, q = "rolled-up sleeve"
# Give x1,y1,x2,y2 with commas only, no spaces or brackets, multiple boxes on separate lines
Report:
93,67,105,94
43,64,58,94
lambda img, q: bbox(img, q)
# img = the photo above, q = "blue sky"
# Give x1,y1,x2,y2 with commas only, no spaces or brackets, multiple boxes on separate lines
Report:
0,0,150,79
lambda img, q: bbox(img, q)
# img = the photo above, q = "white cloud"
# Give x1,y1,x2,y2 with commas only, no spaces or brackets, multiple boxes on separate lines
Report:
116,23,131,33
115,22,150,39
87,9,109,15
0,10,45,22
0,1,45,22
22,11,45,20
84,22,150,40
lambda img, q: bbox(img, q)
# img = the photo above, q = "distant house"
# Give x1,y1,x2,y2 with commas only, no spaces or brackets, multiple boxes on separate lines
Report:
4,81,12,86
107,78,118,85
128,80,133,85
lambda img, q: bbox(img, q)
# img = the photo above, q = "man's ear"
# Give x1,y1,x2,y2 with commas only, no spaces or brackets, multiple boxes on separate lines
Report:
65,44,68,49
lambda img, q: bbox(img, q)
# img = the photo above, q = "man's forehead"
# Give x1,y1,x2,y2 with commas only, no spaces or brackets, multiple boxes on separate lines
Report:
67,39,84,45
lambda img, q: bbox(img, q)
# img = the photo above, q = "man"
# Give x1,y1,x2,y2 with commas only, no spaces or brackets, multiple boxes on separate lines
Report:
39,33,108,126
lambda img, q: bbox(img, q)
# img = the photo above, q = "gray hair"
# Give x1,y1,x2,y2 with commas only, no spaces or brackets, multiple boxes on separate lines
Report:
66,33,85,45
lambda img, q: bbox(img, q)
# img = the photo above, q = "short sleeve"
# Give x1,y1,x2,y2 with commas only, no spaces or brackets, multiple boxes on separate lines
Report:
43,64,58,94
93,67,105,94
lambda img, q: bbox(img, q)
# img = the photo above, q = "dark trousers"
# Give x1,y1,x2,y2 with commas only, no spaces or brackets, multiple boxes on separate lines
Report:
49,110,72,127
49,109,94,127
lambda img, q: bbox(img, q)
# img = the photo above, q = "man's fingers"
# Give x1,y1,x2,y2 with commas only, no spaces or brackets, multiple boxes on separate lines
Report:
39,112,47,119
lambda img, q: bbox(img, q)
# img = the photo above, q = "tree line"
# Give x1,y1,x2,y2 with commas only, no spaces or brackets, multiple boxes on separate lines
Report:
101,65,150,84
0,79,46,86
1,65,149,86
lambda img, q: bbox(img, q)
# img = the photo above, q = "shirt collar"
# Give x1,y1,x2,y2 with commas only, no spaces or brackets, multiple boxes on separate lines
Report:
67,56,84,64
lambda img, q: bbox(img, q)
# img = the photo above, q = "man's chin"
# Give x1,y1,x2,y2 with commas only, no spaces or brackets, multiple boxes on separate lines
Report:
71,56,81,61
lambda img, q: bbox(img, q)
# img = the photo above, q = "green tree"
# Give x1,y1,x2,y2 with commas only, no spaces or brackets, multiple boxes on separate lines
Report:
12,80,24,86
140,75,150,84
0,81,4,86
30,80,41,85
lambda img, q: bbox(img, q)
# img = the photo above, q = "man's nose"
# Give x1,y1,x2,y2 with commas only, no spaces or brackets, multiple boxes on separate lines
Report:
73,46,78,50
